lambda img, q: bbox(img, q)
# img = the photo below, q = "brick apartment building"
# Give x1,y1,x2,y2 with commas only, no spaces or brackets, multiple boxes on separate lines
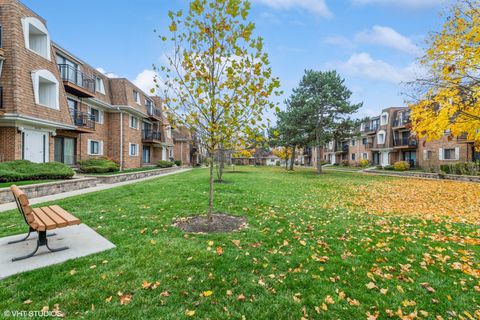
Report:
309,107,479,168
0,0,195,169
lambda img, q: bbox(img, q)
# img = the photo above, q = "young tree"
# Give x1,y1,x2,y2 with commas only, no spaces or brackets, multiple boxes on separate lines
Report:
155,0,281,219
408,0,480,148
292,70,362,174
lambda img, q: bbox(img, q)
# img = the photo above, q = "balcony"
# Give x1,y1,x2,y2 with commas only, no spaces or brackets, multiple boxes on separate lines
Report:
361,125,378,134
142,130,162,143
335,144,349,153
393,137,417,148
71,111,95,132
393,117,411,128
147,105,162,121
58,64,96,97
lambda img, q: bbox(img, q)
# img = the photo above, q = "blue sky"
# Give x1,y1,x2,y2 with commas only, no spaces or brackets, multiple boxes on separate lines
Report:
23,0,451,119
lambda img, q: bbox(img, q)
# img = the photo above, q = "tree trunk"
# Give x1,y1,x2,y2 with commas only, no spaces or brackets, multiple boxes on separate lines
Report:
316,145,323,174
289,147,296,171
284,148,289,170
208,156,214,220
218,147,225,181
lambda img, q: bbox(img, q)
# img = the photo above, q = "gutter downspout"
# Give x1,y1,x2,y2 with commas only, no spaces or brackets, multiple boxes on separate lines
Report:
118,108,124,171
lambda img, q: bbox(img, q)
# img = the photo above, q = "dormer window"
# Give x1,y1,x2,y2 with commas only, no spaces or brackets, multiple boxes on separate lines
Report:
95,76,105,94
22,17,51,60
377,130,386,144
32,70,59,109
380,112,389,126
133,90,140,104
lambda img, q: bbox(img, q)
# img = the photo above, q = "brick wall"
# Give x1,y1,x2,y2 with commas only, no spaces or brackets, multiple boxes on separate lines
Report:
417,136,473,169
0,127,20,161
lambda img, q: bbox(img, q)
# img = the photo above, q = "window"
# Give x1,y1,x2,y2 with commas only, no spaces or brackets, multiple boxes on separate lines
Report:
22,17,50,60
166,125,172,139
362,153,368,159
377,130,386,144
423,150,433,160
360,123,365,131
129,143,139,156
133,90,140,104
362,138,368,145
0,25,3,48
441,148,459,160
351,139,356,146
88,139,103,155
351,153,356,161
89,107,103,124
380,112,389,126
31,70,59,109
95,76,105,94
130,116,139,129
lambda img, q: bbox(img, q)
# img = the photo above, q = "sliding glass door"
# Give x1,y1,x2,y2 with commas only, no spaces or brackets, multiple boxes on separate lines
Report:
54,137,76,165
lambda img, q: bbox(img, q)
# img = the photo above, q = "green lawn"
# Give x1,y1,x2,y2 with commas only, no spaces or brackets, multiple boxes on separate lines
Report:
0,167,478,319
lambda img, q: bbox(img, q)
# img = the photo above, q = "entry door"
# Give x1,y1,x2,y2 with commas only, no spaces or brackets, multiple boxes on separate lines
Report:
162,147,167,161
23,129,49,163
381,151,389,166
54,137,76,165
143,146,151,164
403,151,416,167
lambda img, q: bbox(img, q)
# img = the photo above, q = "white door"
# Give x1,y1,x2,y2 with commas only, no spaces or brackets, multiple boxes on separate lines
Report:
161,147,167,161
381,151,389,166
330,154,335,165
24,129,49,163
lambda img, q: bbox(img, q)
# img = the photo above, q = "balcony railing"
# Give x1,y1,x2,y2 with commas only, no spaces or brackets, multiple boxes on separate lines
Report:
71,110,95,131
393,117,411,127
58,64,96,94
361,125,379,133
147,105,162,119
143,130,162,141
335,144,349,153
393,137,417,147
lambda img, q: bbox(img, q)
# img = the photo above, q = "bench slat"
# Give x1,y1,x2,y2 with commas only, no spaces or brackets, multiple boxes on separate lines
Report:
49,205,80,226
32,208,57,230
40,207,68,228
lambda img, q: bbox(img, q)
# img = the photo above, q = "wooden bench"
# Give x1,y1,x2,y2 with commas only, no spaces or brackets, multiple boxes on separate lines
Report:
8,185,81,261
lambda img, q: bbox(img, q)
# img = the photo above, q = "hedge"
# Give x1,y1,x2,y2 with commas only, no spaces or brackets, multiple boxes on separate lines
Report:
78,158,119,173
0,160,74,182
158,160,174,168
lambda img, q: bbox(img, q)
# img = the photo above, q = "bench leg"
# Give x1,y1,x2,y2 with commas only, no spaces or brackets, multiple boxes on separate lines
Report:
8,228,57,245
11,231,68,262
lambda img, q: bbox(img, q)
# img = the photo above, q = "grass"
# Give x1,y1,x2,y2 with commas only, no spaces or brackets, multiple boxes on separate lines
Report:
0,180,54,189
0,167,478,319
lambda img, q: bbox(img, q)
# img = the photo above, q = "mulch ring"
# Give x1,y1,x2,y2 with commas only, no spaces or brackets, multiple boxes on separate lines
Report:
173,213,247,233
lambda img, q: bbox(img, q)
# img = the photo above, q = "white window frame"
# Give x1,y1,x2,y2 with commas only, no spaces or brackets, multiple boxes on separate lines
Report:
87,139,103,156
133,90,141,104
166,125,172,139
377,130,386,144
380,112,389,126
362,153,368,160
22,17,51,60
440,147,459,161
95,76,105,94
88,106,104,124
31,70,59,109
129,143,139,156
130,115,139,129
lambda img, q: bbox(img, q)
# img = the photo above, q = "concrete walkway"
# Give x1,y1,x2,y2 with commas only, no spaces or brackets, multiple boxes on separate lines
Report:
0,168,191,213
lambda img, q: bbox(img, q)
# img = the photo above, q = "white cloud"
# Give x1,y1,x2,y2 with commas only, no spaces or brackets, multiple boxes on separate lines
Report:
255,0,332,17
132,69,158,94
333,52,423,84
351,0,448,9
324,35,356,49
355,25,422,56
96,67,120,79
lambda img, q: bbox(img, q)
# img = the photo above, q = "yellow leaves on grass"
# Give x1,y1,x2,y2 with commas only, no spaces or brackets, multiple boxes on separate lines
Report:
346,178,480,224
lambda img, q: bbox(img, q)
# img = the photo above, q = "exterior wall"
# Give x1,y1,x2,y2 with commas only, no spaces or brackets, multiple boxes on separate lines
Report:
122,114,143,169
1,1,73,125
347,138,369,164
0,127,21,161
417,136,473,169
174,141,191,165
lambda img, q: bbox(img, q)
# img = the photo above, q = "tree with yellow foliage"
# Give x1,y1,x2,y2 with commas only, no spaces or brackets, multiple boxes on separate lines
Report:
409,0,480,149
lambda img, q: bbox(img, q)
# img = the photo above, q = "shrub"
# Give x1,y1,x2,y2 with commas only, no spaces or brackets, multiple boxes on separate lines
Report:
158,160,174,168
384,165,395,171
359,159,370,168
174,160,182,166
393,161,410,171
0,160,74,182
341,160,349,167
78,158,119,173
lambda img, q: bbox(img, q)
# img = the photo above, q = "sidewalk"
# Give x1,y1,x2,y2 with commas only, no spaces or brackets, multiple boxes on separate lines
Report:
0,168,191,213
